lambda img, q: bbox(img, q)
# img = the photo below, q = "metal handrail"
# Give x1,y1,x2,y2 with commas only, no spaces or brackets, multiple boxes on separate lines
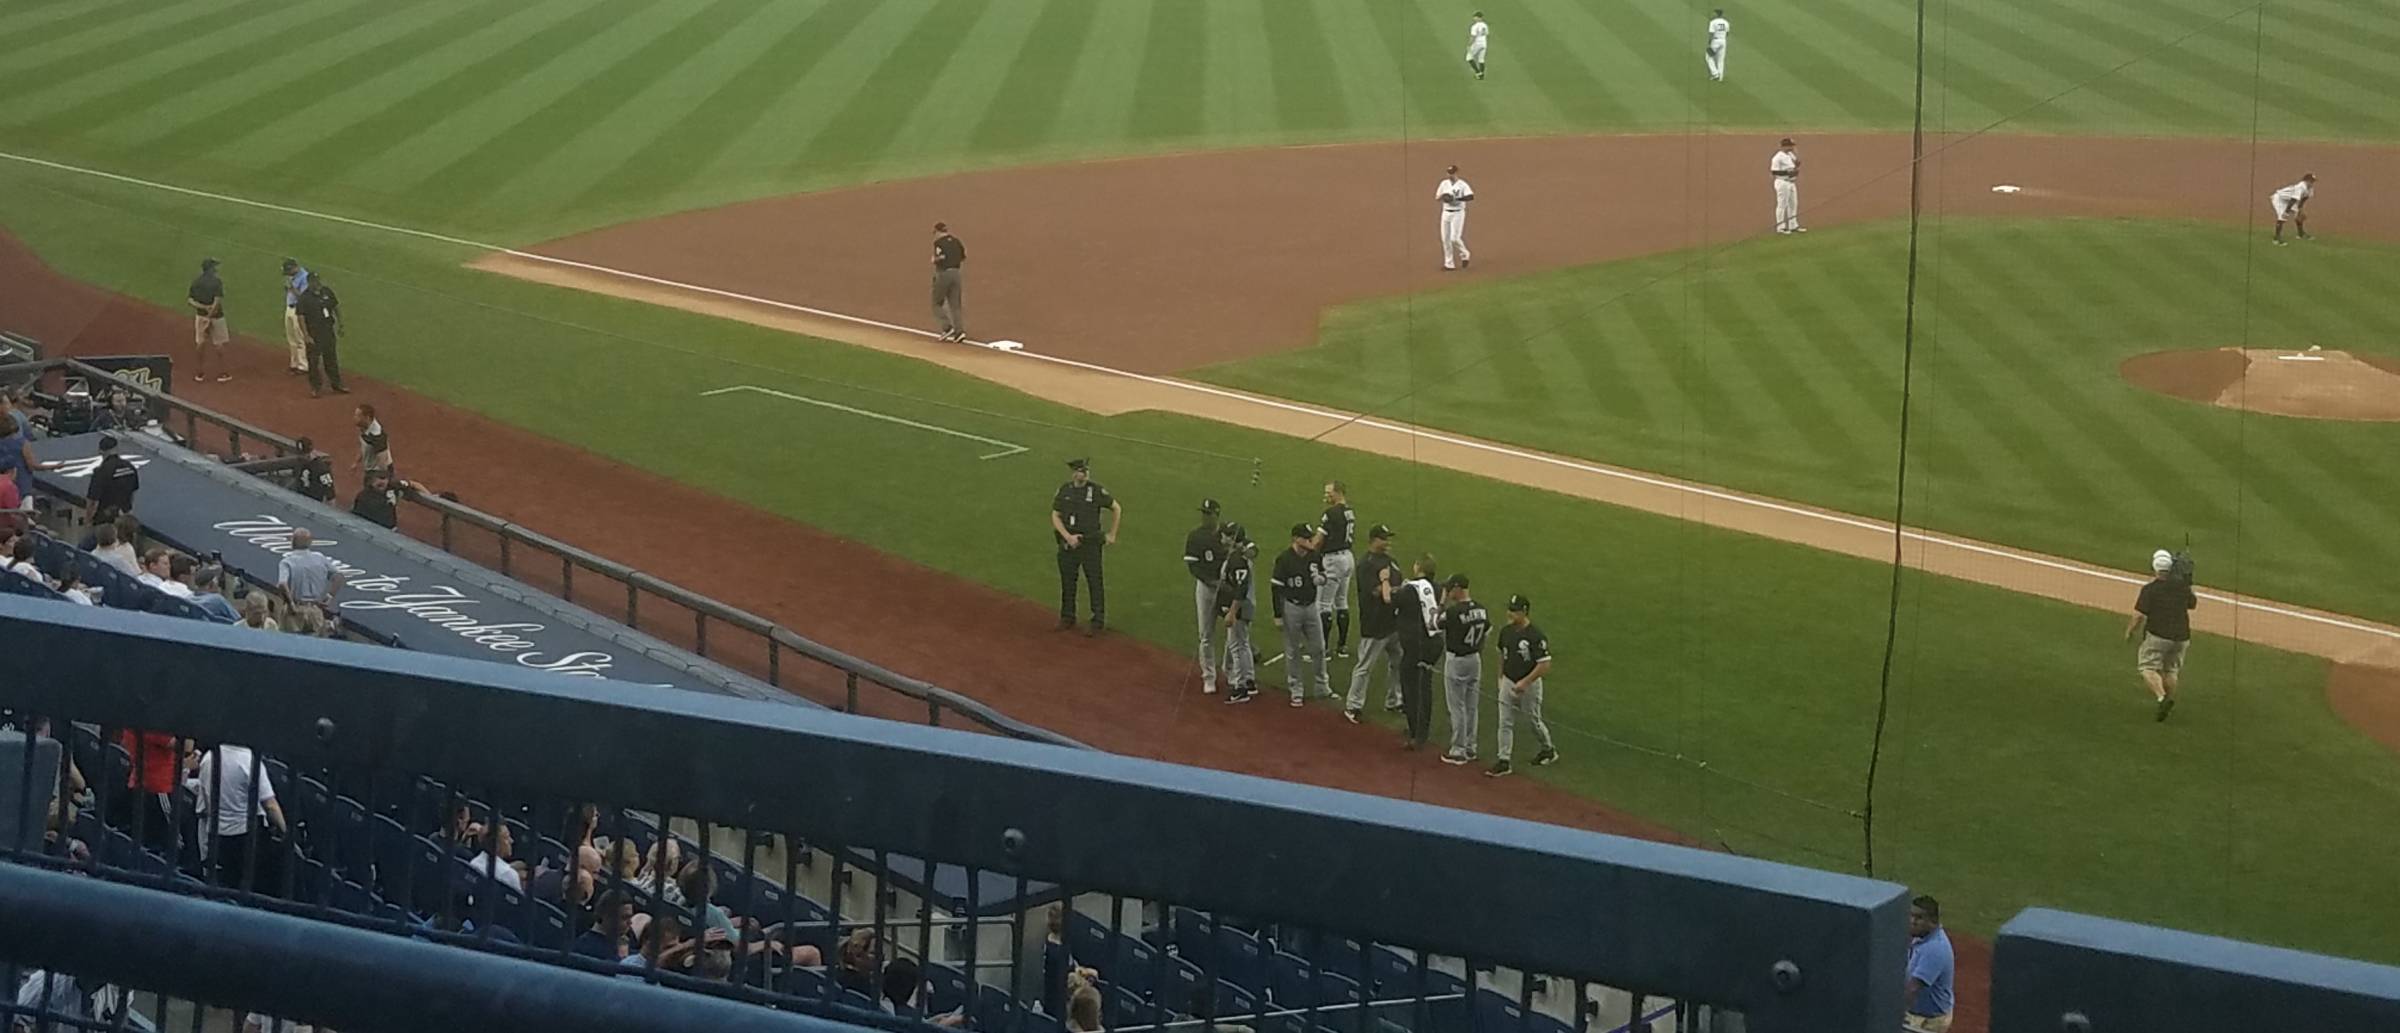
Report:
1,351,1073,747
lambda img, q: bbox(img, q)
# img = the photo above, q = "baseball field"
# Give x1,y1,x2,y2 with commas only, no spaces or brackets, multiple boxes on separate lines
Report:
5,0,2399,987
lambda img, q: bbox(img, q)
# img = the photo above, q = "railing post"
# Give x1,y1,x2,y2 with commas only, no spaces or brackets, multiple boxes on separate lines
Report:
626,582,639,628
927,698,941,727
439,512,452,552
695,613,707,657
498,535,511,576
768,639,780,687
845,672,859,713
562,558,573,601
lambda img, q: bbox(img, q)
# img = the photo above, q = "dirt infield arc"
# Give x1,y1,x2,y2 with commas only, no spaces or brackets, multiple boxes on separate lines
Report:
522,132,2400,372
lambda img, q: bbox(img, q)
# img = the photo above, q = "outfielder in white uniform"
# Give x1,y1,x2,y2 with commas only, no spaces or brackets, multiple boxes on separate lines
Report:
2270,173,2316,245
1437,166,1475,271
1706,10,1730,82
1770,139,1804,234
1466,13,1489,80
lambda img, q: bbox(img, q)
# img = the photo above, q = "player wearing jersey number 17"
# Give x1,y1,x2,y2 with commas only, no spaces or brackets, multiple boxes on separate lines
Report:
1487,595,1558,777
1437,575,1490,765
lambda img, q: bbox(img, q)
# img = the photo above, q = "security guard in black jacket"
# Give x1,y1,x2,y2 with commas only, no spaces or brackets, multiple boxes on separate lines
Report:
1050,458,1122,636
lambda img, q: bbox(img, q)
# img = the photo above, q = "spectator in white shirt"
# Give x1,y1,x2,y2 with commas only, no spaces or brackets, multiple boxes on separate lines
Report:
5,537,48,587
90,520,140,578
137,548,195,599
467,823,524,892
190,743,287,890
57,569,95,606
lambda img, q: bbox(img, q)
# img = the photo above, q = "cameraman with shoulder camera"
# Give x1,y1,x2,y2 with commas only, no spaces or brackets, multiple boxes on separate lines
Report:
2124,548,2197,722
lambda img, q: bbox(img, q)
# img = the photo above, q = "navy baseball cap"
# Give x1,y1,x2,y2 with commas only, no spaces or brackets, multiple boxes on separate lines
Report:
1443,573,1470,589
1199,498,1221,514
200,257,219,271
1289,522,1314,540
1066,458,1088,471
1368,523,1395,539
1221,522,1247,542
1507,594,1530,612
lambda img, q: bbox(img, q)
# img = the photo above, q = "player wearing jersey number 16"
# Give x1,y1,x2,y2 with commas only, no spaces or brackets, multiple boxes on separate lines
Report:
1437,574,1490,765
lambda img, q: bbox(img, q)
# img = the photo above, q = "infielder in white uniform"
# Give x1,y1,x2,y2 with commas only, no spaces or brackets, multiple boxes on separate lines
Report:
1437,165,1475,271
2270,173,2316,245
1705,9,1730,82
1770,138,1804,234
1466,12,1489,80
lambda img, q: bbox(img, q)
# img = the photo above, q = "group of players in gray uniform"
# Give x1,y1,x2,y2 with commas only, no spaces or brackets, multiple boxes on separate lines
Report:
1183,484,1559,776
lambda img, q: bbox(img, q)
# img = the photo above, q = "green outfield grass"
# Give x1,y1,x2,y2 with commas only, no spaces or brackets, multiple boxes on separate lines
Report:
2,0,2398,242
1200,218,2400,626
5,163,2400,964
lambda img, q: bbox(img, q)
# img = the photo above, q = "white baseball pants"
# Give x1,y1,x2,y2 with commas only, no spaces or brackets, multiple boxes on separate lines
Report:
284,308,309,372
1706,41,1726,80
1440,208,1471,269
1774,178,1801,233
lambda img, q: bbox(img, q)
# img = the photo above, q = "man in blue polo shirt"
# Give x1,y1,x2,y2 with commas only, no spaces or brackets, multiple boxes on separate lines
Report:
1903,894,1955,1031
281,258,312,376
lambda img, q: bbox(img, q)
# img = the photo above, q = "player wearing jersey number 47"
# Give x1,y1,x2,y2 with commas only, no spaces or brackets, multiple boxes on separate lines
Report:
2270,173,2316,245
1487,595,1559,777
1437,574,1490,765
1465,12,1489,79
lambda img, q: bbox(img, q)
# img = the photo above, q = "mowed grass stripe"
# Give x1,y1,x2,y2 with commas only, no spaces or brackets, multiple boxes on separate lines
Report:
223,0,598,167
1125,0,1209,142
538,0,859,223
1748,261,1906,447
1259,0,1352,132
967,0,1108,154
1491,0,1635,126
1541,292,1658,428
423,0,806,233
368,0,751,200
1696,270,1874,471
1508,0,1677,127
0,0,147,44
1608,1,1772,126
2193,26,2400,135
1040,0,1151,159
276,0,660,186
871,0,1060,171
1933,0,2233,133
8,0,382,130
99,1,501,161
1628,275,1764,444
1994,0,2297,132
800,0,1005,175
1808,0,2050,126
0,0,287,91
1737,9,1914,127
1198,0,1276,137
1311,0,1407,134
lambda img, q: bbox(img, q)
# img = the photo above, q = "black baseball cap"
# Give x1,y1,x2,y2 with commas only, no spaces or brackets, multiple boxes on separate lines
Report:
1368,523,1395,540
1066,457,1088,471
1507,594,1530,612
1443,573,1470,589
280,257,299,272
1199,498,1220,514
97,434,119,451
1221,521,1247,542
200,257,219,271
1289,522,1314,540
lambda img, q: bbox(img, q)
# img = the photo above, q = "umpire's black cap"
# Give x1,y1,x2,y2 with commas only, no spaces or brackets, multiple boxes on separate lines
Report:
1199,498,1221,514
1507,594,1530,612
1368,523,1395,540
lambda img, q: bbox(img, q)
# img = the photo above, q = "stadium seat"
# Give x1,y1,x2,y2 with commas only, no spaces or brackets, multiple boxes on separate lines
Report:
1473,989,1524,1033
774,965,830,1000
924,962,972,1016
1104,983,1155,1028
367,815,417,909
1271,952,1362,1010
322,796,376,886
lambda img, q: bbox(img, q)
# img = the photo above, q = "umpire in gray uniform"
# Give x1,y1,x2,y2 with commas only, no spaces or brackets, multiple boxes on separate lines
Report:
1271,523,1331,707
1184,499,1227,693
930,222,967,342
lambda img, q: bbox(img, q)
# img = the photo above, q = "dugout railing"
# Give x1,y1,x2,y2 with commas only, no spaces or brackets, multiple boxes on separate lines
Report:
0,349,1075,747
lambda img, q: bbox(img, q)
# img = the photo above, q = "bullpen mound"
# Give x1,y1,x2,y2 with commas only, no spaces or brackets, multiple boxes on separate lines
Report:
2122,347,2400,422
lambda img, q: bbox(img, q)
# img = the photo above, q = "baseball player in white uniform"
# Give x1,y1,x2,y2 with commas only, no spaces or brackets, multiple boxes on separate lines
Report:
2271,173,2316,245
1770,138,1804,234
1466,12,1489,79
1437,166,1475,271
1705,10,1730,81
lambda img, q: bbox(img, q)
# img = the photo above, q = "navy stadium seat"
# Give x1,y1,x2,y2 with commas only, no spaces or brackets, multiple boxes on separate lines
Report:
1271,952,1363,1010
924,962,972,1016
1473,989,1525,1033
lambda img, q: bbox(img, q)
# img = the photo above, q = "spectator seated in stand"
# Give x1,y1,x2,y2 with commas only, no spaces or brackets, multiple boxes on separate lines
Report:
6,537,49,588
236,592,280,630
1064,968,1104,1033
880,957,967,1027
188,565,240,623
89,519,140,577
835,928,882,998
56,569,95,606
574,890,636,963
622,913,699,976
465,823,523,893
136,548,192,599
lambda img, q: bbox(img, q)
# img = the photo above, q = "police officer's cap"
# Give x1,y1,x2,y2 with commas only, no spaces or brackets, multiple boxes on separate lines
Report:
1507,594,1530,612
1443,573,1470,589
1368,523,1395,540
1289,522,1314,540
1065,457,1088,471
1199,498,1220,514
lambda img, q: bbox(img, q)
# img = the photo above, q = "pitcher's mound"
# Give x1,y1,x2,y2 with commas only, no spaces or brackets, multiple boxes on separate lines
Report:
2121,347,2400,421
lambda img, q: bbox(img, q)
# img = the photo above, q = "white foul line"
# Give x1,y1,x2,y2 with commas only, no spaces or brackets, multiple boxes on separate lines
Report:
7,148,2394,646
701,385,1026,460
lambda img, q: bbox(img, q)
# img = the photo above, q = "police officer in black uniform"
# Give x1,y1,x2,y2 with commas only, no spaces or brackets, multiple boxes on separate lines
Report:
1050,458,1121,636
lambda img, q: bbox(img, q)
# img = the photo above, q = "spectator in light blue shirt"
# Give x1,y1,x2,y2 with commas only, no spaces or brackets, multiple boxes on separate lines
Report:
280,258,312,375
1904,895,1955,1031
276,528,341,608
